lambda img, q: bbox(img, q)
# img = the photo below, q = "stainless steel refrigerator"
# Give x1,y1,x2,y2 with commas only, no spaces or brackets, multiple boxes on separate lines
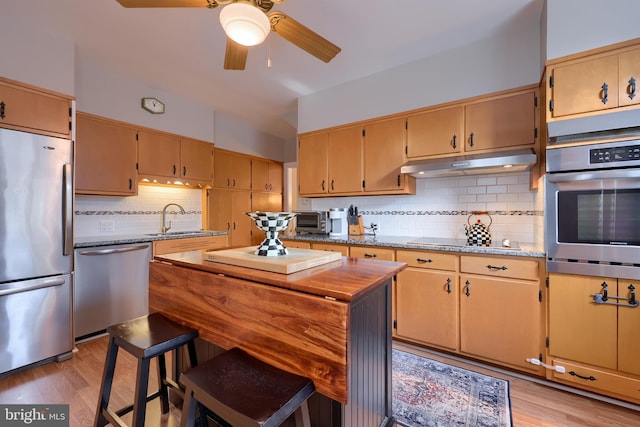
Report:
0,127,73,375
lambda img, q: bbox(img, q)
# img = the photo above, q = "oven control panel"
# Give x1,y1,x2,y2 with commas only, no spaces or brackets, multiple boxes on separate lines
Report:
591,144,640,163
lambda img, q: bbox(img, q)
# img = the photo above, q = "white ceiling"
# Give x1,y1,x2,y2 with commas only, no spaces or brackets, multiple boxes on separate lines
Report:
6,0,544,139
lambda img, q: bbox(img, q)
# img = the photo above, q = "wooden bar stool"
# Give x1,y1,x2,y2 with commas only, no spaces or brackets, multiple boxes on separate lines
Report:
94,312,199,427
180,347,315,427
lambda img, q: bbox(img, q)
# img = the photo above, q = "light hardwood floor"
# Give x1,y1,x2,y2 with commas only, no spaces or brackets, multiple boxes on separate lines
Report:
0,336,638,426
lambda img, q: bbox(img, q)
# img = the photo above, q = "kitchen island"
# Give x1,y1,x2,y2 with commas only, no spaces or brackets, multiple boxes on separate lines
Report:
149,249,406,427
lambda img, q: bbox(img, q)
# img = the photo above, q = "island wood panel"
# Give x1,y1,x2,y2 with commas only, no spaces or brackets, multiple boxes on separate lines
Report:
149,260,350,403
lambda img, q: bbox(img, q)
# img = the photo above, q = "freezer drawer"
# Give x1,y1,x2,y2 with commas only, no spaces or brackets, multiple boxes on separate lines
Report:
0,274,72,375
74,243,151,339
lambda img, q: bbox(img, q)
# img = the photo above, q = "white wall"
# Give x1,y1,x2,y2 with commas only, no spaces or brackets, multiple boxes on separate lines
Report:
0,13,75,96
546,0,640,60
298,14,541,133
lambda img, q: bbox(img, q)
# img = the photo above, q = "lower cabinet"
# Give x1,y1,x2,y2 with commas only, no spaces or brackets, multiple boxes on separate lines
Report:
395,250,458,350
153,235,228,256
548,273,640,404
459,256,544,374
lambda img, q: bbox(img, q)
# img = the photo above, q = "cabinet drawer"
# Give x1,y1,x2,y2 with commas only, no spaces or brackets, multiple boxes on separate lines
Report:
311,243,349,256
282,240,311,250
396,250,457,271
349,246,395,261
460,255,539,280
550,358,640,404
153,235,228,255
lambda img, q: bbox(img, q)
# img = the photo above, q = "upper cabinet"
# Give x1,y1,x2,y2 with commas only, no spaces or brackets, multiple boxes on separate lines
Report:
213,149,252,190
407,87,537,159
251,158,283,193
0,77,72,138
465,90,536,152
547,40,640,120
138,130,213,187
75,112,138,196
298,123,415,197
364,117,415,193
407,106,463,157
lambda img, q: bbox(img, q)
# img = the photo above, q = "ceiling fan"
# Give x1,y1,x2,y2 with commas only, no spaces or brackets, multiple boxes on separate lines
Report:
115,0,341,70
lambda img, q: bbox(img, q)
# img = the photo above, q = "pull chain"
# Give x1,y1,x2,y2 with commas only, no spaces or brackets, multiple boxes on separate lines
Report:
267,35,272,69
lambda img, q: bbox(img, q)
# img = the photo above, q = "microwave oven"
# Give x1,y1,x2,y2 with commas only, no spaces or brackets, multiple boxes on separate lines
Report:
294,210,330,234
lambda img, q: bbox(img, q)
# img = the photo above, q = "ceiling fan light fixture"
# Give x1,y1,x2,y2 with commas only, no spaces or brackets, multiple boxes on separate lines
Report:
219,2,270,47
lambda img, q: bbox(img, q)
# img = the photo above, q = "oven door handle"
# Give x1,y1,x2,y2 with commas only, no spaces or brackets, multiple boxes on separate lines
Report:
547,169,640,183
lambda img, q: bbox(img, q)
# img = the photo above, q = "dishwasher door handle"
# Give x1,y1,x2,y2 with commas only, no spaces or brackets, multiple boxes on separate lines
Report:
0,277,66,297
78,244,151,256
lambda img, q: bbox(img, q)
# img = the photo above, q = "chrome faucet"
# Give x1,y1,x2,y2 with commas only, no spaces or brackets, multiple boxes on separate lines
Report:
161,203,186,234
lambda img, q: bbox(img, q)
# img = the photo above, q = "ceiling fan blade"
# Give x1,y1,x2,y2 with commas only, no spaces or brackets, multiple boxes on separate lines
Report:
224,38,249,70
115,0,216,7
268,11,341,63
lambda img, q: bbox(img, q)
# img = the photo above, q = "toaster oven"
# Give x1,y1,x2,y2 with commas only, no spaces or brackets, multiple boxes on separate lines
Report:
294,210,330,234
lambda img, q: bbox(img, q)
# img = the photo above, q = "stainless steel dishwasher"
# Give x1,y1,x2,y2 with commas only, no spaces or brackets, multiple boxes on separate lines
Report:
74,243,152,339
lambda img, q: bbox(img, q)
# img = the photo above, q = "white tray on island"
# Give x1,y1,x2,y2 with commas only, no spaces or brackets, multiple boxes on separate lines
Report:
203,246,342,274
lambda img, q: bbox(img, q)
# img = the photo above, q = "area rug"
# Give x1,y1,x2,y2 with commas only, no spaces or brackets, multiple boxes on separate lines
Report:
393,348,512,427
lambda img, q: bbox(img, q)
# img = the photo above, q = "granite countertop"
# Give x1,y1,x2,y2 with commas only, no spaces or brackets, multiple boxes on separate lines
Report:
74,230,228,248
281,234,546,258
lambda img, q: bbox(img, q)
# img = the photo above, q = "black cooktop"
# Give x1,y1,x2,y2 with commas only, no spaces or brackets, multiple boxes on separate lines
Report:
407,237,520,251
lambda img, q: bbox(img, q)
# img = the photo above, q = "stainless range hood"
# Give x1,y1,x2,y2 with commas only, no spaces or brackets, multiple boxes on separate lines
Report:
401,149,537,178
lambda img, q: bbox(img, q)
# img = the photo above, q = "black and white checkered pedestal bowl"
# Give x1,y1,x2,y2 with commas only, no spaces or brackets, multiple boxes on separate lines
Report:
246,212,297,256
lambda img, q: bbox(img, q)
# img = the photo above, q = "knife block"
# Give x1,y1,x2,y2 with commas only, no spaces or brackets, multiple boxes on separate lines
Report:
349,216,365,236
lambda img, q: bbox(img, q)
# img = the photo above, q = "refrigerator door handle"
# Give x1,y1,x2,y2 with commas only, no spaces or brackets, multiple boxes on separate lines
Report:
0,277,66,297
63,163,73,256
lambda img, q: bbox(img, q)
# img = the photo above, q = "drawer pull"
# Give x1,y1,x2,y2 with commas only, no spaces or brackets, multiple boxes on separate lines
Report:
569,371,596,381
601,82,609,104
416,258,432,263
487,264,507,271
364,253,377,258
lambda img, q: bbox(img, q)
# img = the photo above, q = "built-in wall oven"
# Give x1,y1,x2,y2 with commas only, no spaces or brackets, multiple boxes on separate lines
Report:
545,131,640,280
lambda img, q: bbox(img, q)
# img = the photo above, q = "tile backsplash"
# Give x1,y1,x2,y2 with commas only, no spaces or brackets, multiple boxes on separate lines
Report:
309,172,545,247
74,184,203,238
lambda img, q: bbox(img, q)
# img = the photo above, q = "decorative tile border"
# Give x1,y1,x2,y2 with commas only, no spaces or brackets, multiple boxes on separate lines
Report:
75,210,201,215
359,210,543,216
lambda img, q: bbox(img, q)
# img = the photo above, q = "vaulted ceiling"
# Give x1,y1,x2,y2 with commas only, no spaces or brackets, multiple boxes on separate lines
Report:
5,0,544,139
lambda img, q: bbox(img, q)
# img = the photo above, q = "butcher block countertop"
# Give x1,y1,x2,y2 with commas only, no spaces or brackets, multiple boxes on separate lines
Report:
154,249,406,302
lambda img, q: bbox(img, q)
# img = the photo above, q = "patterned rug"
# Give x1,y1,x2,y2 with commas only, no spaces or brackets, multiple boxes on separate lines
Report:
393,349,512,427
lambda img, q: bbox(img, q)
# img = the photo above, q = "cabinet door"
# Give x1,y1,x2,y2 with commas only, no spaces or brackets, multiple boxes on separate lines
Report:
0,80,71,137
465,91,536,152
617,279,640,375
407,106,463,157
252,158,270,192
298,133,329,195
459,274,541,370
214,150,251,189
396,268,458,350
328,126,363,193
75,113,138,195
208,189,252,247
618,47,640,107
268,162,283,193
364,118,406,192
250,192,283,245
138,130,181,178
251,158,282,193
180,138,213,183
551,55,619,117
548,273,617,370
